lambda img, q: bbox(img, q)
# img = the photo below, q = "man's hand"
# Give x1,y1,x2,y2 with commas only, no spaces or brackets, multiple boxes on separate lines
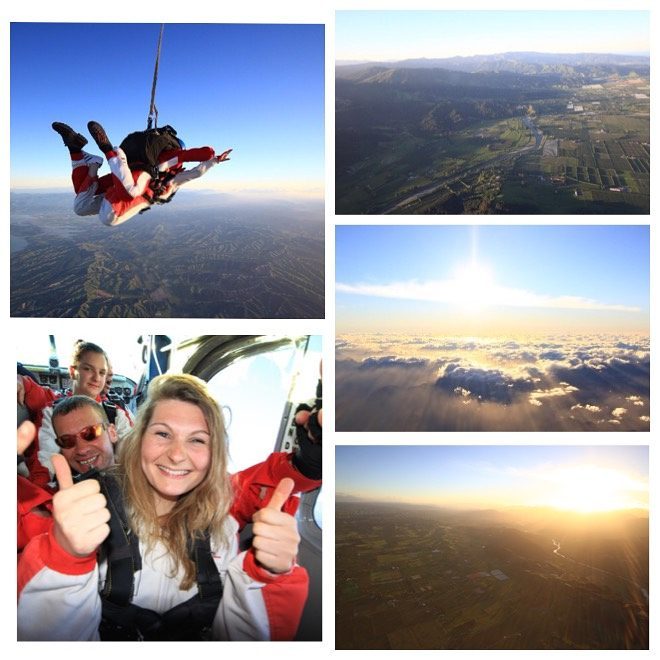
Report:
251,478,300,574
51,454,111,557
17,420,36,455
215,148,232,163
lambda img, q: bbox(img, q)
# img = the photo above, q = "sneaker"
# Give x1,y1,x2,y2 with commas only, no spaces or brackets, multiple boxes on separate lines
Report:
87,120,112,153
52,122,88,150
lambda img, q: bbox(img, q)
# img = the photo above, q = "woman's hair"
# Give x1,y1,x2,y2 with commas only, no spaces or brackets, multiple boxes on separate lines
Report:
117,373,232,590
71,339,107,367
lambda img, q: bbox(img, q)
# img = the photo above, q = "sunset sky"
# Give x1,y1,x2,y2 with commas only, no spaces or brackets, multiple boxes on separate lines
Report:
336,445,649,512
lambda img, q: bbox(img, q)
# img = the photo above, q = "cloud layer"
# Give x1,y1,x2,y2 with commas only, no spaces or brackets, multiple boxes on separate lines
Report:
336,334,650,431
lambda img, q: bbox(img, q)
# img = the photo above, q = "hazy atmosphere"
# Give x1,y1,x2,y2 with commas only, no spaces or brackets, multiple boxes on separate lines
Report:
336,445,649,650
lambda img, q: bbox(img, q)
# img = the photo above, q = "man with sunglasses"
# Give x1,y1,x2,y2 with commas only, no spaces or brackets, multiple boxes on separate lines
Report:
51,397,117,476
18,397,117,552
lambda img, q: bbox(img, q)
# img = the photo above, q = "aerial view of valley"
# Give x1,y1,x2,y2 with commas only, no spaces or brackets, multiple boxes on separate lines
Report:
11,192,324,318
336,11,649,214
336,446,649,650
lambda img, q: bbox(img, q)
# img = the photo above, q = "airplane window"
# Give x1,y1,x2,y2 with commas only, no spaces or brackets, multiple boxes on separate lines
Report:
206,345,299,473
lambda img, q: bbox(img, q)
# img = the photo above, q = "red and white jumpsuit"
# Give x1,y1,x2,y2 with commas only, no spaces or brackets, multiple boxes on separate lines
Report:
69,145,218,227
17,453,321,640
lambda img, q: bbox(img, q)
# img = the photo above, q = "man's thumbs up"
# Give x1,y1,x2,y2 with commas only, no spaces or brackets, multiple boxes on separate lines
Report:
52,453,74,489
51,454,111,557
251,479,300,574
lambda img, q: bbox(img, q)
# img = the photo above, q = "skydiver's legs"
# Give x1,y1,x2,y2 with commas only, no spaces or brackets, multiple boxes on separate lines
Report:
52,122,87,152
98,196,151,227
52,123,106,216
72,180,103,216
88,120,152,199
69,151,104,216
106,148,153,200
70,152,103,192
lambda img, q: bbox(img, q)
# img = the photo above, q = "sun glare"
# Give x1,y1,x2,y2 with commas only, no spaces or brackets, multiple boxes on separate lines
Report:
453,262,495,311
545,465,645,513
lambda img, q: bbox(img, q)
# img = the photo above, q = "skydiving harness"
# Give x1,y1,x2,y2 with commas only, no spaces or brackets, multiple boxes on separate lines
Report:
292,379,322,480
79,471,223,641
119,125,182,180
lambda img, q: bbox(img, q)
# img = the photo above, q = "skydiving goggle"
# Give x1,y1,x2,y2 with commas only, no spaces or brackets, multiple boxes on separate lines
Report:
55,423,108,449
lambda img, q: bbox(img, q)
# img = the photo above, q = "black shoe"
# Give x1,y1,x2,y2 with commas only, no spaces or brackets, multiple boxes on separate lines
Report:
52,122,88,151
87,120,113,153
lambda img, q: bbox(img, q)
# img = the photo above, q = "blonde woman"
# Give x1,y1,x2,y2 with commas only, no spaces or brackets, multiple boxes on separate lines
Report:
18,374,321,640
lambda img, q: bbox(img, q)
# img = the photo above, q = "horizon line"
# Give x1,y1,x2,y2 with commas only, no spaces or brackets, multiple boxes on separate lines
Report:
337,50,650,64
336,497,649,515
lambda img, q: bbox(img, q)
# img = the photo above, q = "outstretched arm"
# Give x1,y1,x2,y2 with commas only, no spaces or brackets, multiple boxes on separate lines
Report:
157,146,217,171
170,149,233,187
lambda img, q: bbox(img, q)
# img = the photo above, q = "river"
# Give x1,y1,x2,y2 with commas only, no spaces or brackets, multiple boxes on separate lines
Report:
551,538,648,605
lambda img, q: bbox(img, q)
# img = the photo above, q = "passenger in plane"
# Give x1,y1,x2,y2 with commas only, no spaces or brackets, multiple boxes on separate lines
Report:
18,374,320,640
17,397,116,551
52,121,231,227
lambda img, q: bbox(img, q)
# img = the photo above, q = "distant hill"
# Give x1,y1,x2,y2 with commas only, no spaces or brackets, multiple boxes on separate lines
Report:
337,51,650,78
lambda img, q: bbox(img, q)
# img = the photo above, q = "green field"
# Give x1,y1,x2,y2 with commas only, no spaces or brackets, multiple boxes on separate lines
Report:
336,72,650,214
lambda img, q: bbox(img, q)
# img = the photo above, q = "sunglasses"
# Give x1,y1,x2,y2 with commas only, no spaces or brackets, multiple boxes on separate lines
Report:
55,422,108,449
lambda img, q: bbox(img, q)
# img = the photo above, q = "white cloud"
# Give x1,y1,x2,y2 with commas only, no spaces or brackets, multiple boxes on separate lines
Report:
611,407,628,418
571,403,601,413
529,384,579,403
336,279,641,312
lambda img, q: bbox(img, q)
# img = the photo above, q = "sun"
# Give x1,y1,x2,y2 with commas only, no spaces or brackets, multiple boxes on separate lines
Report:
452,261,496,311
545,464,644,513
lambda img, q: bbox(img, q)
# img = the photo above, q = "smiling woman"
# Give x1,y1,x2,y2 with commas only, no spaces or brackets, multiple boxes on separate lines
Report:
141,400,212,514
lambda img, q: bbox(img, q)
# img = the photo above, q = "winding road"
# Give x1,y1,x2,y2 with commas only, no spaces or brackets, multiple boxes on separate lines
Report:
384,115,544,214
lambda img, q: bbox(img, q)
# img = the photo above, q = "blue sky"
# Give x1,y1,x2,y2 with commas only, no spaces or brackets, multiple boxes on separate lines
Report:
336,445,649,511
10,23,324,197
336,225,649,334
336,10,650,62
